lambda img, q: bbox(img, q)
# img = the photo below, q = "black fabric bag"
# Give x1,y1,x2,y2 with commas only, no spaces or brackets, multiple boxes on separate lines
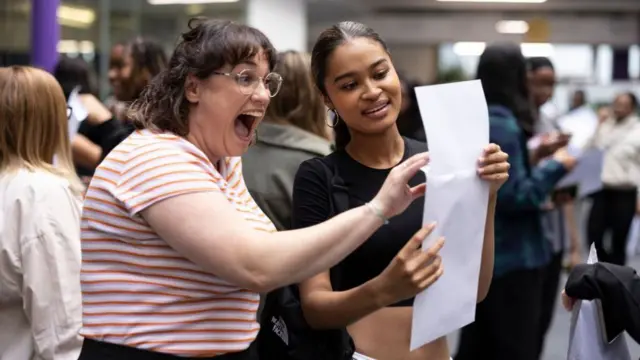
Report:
256,159,355,360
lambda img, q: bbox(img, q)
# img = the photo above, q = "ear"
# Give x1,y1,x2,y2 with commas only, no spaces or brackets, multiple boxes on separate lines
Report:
184,74,200,104
323,95,334,111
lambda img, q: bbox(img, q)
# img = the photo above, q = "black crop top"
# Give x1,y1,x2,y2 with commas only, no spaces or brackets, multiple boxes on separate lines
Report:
291,137,427,307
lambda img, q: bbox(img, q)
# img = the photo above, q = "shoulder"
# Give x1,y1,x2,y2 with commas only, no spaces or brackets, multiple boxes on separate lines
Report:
4,169,77,204
296,156,331,184
488,106,521,139
403,136,428,154
2,169,81,223
110,130,218,177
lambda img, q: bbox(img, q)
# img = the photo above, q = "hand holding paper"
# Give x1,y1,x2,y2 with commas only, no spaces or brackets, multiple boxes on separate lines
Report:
372,224,445,307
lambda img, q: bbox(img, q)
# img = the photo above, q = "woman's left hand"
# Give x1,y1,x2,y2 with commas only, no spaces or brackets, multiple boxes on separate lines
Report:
478,143,510,194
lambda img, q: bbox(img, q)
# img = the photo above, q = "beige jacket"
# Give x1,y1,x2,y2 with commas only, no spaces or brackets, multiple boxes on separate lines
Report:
590,114,640,200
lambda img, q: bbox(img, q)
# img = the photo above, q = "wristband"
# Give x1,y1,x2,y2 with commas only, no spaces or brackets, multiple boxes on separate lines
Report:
366,201,389,225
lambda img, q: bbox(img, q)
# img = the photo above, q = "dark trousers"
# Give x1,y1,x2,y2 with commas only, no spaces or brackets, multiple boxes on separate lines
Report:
536,251,564,358
587,188,637,265
78,338,257,360
455,267,545,360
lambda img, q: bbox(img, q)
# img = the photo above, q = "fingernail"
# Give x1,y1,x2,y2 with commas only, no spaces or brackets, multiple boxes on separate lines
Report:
429,222,437,228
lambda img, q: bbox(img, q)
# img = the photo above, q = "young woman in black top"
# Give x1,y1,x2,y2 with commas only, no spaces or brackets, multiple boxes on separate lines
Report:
291,22,510,360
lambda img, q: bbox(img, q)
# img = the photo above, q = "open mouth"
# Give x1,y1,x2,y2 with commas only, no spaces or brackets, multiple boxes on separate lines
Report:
234,111,262,141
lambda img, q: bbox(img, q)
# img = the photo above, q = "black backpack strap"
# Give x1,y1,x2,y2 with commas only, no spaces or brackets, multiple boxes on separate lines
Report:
315,158,351,290
315,159,349,216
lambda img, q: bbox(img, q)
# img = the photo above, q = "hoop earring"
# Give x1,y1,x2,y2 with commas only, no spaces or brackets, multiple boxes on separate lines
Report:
326,108,340,128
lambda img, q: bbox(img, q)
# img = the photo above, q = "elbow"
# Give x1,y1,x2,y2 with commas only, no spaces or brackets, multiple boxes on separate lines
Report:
476,275,493,302
240,269,280,293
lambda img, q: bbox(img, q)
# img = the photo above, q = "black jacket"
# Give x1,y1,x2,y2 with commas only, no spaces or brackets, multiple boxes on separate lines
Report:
565,262,640,344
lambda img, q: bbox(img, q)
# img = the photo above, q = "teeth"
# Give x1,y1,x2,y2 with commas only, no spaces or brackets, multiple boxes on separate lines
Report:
241,111,263,117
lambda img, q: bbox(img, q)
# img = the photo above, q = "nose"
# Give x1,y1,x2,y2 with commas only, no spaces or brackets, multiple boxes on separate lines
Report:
362,80,383,100
251,81,271,105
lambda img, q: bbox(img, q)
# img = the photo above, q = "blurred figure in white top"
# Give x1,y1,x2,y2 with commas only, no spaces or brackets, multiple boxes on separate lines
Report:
0,66,84,360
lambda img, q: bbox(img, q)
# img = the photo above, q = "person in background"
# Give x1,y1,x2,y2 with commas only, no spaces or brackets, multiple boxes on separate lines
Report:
596,104,612,124
293,21,510,360
79,37,168,164
587,92,640,265
53,56,104,179
396,75,426,143
455,44,577,360
571,89,587,111
243,50,333,231
105,42,127,118
570,89,587,111
77,18,430,360
527,56,582,359
0,66,84,360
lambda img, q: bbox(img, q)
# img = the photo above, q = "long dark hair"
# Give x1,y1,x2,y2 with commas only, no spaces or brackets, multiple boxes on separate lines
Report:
129,18,276,136
477,43,536,137
53,56,97,100
310,21,390,150
119,37,168,102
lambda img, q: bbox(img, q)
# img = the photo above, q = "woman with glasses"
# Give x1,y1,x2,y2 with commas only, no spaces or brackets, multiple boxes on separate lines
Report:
0,66,85,360
78,18,430,360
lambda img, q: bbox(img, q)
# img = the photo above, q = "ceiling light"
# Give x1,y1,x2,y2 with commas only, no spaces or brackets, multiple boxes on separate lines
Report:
495,20,529,34
453,42,487,56
520,43,554,57
438,0,546,3
57,5,95,29
148,0,239,4
452,42,554,57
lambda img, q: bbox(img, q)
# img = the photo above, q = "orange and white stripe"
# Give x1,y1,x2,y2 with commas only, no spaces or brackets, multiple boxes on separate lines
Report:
79,130,275,357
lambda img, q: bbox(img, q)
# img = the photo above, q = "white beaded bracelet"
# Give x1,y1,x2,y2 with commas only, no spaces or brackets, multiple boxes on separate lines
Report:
365,201,390,225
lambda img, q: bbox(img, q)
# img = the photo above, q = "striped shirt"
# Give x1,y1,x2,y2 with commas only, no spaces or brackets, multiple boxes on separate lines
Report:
79,129,276,357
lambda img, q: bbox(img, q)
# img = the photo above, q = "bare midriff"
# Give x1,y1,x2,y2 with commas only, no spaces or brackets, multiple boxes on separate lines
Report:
347,306,450,360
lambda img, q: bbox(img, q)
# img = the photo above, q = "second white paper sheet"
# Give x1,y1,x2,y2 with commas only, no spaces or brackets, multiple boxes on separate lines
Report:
410,80,490,351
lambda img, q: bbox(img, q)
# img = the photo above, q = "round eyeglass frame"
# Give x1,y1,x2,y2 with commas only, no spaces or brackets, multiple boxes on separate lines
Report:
213,69,283,98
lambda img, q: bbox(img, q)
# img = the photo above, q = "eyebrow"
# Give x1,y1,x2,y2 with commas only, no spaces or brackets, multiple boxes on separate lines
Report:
333,58,388,84
233,59,257,69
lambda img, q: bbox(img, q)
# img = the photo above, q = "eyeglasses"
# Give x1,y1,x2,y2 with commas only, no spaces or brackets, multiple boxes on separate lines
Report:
66,106,73,120
213,69,283,98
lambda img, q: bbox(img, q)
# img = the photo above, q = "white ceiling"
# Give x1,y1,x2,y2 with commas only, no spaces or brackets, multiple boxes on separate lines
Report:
308,0,640,23
3,0,639,24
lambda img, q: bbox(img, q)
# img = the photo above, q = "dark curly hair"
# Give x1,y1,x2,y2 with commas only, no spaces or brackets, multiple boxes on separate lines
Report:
128,18,277,137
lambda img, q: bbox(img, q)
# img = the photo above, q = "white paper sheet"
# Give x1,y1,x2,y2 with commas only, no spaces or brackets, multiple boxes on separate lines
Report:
567,244,631,360
556,107,599,156
410,80,490,351
555,147,604,197
67,86,88,140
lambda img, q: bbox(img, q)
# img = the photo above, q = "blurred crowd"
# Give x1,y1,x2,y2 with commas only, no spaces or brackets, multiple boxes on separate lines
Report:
0,17,638,360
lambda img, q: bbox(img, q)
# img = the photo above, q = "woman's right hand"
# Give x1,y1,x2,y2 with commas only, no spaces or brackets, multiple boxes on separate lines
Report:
373,152,429,219
373,223,444,306
552,147,578,171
